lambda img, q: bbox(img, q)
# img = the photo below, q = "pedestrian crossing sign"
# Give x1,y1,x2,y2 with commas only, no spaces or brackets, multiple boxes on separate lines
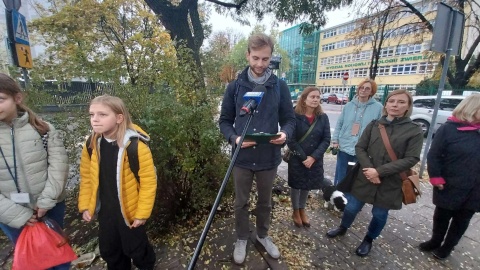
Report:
15,44,33,68
12,9,30,45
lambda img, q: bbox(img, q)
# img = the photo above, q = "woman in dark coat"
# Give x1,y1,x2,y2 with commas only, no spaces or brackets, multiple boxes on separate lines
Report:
287,87,330,227
419,93,480,260
326,90,423,257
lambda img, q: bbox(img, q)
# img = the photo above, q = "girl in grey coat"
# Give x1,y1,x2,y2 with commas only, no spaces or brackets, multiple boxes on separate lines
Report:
0,73,69,269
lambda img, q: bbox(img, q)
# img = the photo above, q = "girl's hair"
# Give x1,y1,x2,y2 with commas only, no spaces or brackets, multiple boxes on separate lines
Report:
452,93,480,123
89,95,134,149
295,87,324,116
0,73,49,134
382,89,414,117
356,78,378,97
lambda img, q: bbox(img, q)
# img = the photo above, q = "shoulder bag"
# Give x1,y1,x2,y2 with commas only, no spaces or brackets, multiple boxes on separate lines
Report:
283,117,318,162
378,124,421,205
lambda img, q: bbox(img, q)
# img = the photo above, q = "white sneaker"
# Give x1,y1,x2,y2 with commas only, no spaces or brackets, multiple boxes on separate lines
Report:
256,235,280,259
233,239,247,264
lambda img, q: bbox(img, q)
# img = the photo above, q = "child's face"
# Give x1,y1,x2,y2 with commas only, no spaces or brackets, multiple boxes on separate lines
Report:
0,92,20,124
89,103,123,139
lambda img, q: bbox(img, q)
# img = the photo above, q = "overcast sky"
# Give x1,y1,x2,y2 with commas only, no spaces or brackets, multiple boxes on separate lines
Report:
208,7,356,38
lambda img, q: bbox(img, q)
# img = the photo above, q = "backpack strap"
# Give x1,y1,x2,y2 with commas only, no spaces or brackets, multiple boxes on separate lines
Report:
127,138,140,183
85,135,140,183
233,80,240,105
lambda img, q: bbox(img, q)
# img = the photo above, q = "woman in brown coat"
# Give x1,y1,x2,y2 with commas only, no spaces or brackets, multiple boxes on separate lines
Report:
326,90,423,257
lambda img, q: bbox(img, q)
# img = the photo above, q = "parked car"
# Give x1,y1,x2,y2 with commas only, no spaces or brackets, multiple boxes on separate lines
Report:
321,92,331,103
327,93,348,104
410,95,465,137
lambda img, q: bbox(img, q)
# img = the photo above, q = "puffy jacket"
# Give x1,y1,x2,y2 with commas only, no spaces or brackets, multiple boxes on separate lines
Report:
0,112,68,228
219,67,296,171
351,116,423,210
78,125,157,226
428,121,480,211
332,97,383,156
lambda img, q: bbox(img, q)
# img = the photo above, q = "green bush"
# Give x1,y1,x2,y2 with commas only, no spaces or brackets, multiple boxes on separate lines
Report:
416,79,452,96
117,85,231,231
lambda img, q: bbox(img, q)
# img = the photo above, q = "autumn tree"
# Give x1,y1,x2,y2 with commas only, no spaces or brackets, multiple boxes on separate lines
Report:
353,0,480,92
29,0,177,87
202,29,243,91
349,0,433,80
143,0,352,88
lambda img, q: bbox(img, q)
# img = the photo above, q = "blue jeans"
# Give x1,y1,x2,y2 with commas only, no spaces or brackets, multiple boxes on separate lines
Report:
340,193,389,240
334,151,357,186
0,201,71,270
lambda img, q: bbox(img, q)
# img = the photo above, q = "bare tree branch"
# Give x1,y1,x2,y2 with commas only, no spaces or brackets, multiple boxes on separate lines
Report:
205,0,248,9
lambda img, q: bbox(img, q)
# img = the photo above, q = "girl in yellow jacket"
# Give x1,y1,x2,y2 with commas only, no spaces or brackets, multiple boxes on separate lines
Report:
78,95,157,270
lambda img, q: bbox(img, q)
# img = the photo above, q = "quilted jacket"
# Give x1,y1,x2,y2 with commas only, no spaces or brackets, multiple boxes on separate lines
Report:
78,125,157,226
0,112,68,228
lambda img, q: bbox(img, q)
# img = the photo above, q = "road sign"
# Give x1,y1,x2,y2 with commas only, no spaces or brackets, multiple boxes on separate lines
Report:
12,9,30,45
342,72,349,80
3,0,21,10
15,43,33,68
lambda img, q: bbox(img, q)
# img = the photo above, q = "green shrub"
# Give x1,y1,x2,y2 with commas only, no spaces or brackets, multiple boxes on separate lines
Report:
117,85,231,231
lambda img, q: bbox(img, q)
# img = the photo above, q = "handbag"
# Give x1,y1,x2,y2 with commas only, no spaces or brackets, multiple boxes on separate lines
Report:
283,117,318,162
378,124,421,205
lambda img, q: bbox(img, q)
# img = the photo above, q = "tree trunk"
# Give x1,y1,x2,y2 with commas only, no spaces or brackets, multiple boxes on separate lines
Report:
144,0,205,89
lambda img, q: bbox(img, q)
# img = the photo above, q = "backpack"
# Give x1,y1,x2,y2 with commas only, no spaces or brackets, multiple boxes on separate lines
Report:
85,136,140,182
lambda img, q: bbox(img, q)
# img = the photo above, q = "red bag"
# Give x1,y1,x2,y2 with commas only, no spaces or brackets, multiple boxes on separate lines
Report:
13,221,78,270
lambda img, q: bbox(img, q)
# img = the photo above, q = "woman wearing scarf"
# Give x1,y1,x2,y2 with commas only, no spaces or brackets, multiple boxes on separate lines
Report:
420,93,480,260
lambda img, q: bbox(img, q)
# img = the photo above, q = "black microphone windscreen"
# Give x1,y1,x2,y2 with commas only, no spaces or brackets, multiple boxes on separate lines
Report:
253,85,267,92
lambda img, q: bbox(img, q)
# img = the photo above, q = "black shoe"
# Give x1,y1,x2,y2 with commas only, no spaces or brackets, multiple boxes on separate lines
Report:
326,226,347,238
355,240,372,257
433,245,454,260
419,239,442,252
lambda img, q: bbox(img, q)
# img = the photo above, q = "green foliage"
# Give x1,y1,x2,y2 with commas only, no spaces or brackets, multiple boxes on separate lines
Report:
415,79,452,96
116,85,230,229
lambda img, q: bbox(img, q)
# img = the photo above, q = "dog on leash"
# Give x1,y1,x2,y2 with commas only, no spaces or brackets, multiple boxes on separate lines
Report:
322,185,348,212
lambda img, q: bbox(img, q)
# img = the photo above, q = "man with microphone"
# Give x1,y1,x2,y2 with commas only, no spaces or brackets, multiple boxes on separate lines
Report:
219,33,295,264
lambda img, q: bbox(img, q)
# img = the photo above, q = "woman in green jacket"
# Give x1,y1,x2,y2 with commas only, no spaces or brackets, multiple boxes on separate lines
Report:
326,90,423,257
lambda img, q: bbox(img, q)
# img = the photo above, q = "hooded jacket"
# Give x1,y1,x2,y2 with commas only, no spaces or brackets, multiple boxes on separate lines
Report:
0,112,68,228
219,67,296,171
332,97,383,156
351,116,423,210
78,125,157,226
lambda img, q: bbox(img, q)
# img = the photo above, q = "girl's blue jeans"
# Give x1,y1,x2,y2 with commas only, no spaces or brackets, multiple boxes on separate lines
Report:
0,201,71,270
340,193,390,240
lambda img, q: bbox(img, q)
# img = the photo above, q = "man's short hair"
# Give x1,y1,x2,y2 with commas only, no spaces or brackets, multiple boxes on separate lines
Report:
248,34,274,54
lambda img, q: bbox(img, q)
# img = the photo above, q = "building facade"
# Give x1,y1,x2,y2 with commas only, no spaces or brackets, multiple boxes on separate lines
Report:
279,25,320,94
316,1,439,96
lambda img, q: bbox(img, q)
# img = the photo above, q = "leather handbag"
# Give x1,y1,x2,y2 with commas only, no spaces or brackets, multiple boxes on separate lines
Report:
283,117,318,163
378,124,421,205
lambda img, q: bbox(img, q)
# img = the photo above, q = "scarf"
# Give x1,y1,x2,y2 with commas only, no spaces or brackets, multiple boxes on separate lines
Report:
448,116,480,131
247,67,272,85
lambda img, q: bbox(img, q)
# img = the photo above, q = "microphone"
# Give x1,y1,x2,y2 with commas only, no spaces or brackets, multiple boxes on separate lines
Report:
240,85,266,116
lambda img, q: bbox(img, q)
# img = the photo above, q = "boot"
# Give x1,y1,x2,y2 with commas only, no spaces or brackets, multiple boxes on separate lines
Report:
419,207,451,252
292,209,302,227
433,208,475,260
299,208,310,227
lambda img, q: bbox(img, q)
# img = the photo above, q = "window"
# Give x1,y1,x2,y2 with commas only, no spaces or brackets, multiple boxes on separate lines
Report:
440,98,462,111
380,46,395,57
377,66,390,76
413,99,435,109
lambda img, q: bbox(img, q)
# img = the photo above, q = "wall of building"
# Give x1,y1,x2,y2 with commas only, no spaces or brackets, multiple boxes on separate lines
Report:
279,25,320,93
316,1,439,96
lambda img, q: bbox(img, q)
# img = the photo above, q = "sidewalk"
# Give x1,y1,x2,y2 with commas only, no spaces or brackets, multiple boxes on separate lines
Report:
1,154,478,269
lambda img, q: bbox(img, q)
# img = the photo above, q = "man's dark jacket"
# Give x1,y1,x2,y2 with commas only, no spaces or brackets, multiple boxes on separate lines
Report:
219,67,296,171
